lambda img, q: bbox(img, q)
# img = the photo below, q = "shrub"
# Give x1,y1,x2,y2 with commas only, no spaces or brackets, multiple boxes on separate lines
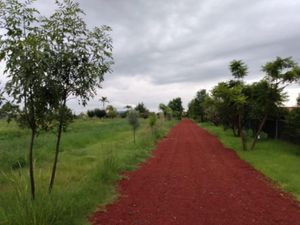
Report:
87,110,95,118
94,109,106,119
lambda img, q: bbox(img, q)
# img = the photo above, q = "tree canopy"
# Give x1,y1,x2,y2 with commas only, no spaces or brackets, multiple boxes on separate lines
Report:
168,97,184,120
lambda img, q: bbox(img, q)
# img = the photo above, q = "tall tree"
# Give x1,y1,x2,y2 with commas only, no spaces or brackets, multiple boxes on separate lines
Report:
106,105,117,118
99,96,109,110
211,81,248,150
159,103,172,120
187,89,207,122
229,60,249,150
44,0,113,192
168,97,184,120
250,57,300,150
135,102,149,118
0,0,55,199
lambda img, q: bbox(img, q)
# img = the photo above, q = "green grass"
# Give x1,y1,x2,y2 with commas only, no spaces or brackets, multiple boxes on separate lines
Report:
0,118,176,225
200,122,300,201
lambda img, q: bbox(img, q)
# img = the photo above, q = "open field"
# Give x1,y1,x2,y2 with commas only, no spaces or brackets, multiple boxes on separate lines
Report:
200,122,300,201
0,118,176,225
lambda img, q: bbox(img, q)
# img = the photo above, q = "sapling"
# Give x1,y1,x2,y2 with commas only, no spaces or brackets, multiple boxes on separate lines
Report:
149,112,157,135
128,110,140,143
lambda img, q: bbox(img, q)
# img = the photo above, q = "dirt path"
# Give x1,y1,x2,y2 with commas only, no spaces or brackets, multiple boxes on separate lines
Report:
91,119,300,225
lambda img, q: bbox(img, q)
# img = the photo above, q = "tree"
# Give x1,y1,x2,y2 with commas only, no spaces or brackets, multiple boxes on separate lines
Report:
135,102,149,118
94,108,106,118
159,103,172,120
211,81,248,150
106,105,117,118
124,105,133,110
127,110,140,143
249,80,287,150
99,96,109,110
203,94,219,125
229,60,249,150
187,89,207,122
0,0,57,199
0,85,4,107
262,57,300,85
229,60,248,80
0,102,19,121
149,112,157,135
168,97,184,119
87,109,95,118
44,0,113,192
250,57,300,150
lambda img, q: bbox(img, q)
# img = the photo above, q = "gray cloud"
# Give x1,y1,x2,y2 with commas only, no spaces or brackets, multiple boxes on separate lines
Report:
2,0,300,112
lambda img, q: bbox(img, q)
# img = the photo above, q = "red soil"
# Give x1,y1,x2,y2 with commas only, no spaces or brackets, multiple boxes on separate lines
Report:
91,119,300,225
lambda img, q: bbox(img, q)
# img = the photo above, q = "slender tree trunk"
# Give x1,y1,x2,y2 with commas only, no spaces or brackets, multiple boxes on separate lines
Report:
275,119,278,139
250,114,267,150
49,99,66,193
232,124,238,137
236,118,241,137
238,114,247,151
29,128,36,200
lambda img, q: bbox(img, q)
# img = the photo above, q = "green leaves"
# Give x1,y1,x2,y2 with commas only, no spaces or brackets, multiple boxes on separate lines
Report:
43,0,113,107
229,60,248,80
128,110,140,130
262,57,300,84
168,97,184,120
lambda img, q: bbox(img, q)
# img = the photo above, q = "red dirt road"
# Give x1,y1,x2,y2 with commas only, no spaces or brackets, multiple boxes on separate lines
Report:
91,119,300,225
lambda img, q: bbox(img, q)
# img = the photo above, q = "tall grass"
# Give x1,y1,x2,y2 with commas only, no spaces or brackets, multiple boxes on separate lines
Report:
0,118,176,225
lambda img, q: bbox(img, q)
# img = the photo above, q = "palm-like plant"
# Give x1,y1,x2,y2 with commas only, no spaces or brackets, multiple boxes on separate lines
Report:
99,96,109,110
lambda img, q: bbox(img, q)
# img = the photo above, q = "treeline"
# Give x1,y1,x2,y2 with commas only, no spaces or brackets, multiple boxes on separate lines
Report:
85,97,185,121
85,102,150,119
188,57,300,148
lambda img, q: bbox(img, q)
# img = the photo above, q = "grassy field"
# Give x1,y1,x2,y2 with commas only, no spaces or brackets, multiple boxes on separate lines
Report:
0,118,176,225
200,122,300,201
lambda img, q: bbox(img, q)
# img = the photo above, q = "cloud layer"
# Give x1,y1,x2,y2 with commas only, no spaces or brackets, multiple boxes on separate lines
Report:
2,0,300,112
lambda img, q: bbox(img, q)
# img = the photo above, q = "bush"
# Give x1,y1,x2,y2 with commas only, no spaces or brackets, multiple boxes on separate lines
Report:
94,109,106,119
119,111,128,118
87,110,95,118
87,109,106,119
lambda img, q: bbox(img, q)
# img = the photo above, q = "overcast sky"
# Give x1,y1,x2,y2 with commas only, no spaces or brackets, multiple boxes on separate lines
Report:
1,0,300,112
